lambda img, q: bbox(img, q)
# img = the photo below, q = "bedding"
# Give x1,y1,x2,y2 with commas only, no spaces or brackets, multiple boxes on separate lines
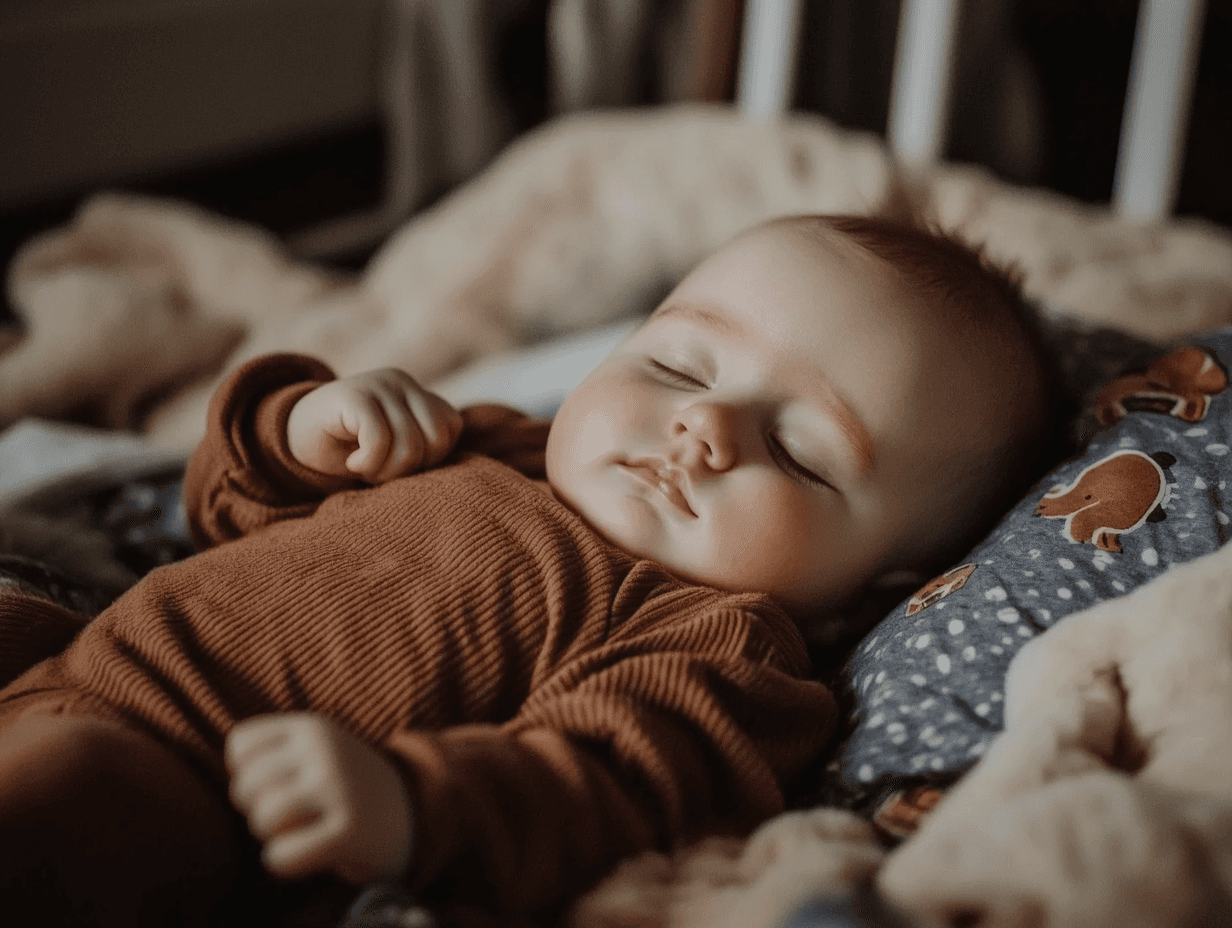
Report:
0,420,190,609
3,103,1232,928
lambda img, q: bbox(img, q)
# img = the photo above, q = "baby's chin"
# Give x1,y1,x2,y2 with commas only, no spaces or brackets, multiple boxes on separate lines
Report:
560,492,698,577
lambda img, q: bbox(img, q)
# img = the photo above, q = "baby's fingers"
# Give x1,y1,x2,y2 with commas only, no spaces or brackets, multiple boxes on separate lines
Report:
361,393,428,484
412,389,465,471
226,715,292,774
259,810,349,879
228,747,301,815
343,395,394,479
364,381,460,483
245,780,325,844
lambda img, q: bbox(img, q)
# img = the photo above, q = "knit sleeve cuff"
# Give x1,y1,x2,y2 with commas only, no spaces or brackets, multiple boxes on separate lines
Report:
210,353,363,501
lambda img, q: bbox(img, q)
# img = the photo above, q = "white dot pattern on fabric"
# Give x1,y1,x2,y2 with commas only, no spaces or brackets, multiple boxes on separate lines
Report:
984,586,1007,601
1206,444,1229,456
948,619,965,634
936,654,951,674
1141,548,1159,566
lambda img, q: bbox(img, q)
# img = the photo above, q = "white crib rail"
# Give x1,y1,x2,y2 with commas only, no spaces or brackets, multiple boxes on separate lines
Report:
737,0,1208,221
1114,0,1208,222
735,0,805,119
886,0,962,171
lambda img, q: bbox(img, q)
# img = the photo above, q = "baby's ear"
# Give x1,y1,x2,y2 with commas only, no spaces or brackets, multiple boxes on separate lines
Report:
872,569,929,591
797,570,929,648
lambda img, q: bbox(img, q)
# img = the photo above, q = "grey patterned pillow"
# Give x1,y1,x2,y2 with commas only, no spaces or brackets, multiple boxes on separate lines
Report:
823,328,1232,817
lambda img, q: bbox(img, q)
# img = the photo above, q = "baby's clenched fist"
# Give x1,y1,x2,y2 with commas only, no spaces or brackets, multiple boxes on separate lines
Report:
225,713,413,884
287,369,463,483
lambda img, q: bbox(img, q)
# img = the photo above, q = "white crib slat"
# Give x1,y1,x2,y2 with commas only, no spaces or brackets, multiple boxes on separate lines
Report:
887,0,962,169
1114,0,1208,221
736,0,805,118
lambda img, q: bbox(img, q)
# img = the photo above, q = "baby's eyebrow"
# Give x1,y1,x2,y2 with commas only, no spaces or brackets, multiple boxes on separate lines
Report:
650,301,746,337
831,401,876,475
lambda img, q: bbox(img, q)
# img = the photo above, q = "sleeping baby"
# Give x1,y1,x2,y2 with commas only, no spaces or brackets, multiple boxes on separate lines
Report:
0,214,1063,927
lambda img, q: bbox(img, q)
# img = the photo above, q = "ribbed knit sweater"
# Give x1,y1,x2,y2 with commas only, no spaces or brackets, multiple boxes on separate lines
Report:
0,354,836,919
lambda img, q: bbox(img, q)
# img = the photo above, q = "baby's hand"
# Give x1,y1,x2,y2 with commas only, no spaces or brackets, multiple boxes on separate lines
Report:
225,713,412,884
287,369,463,483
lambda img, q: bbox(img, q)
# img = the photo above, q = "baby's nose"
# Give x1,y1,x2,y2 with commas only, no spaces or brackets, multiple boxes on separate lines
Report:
671,403,738,472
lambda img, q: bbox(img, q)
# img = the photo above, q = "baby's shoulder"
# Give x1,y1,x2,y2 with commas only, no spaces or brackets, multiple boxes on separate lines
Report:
614,575,809,668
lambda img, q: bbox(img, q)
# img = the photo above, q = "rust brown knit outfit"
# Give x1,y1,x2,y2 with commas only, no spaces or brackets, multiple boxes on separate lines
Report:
0,354,835,926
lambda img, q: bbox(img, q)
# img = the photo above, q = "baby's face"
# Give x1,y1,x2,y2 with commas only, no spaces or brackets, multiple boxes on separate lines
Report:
546,223,1032,613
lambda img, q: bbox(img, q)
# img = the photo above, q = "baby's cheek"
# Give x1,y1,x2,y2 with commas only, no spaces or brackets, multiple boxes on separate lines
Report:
708,491,831,594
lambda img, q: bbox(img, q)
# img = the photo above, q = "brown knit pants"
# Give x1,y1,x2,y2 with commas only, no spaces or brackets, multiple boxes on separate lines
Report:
0,590,361,928
0,589,248,927
0,708,252,928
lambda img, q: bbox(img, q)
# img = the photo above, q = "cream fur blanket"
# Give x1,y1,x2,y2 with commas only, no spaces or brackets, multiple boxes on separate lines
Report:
571,541,1232,928
4,104,1232,450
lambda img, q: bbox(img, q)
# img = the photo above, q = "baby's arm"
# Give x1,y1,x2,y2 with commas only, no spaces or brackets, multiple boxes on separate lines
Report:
287,368,462,484
225,713,412,884
187,355,464,549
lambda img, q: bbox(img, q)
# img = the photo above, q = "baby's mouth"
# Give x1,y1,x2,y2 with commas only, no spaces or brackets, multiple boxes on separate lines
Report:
621,459,698,518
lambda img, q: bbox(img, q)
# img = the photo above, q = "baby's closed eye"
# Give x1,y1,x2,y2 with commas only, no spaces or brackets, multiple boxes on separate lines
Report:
768,435,834,491
649,359,707,390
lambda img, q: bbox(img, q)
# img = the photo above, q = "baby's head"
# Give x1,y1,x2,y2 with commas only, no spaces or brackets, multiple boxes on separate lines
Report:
545,214,1062,618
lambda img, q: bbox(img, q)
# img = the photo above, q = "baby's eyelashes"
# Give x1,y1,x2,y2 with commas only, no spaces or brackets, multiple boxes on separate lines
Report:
649,359,707,390
767,435,835,491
